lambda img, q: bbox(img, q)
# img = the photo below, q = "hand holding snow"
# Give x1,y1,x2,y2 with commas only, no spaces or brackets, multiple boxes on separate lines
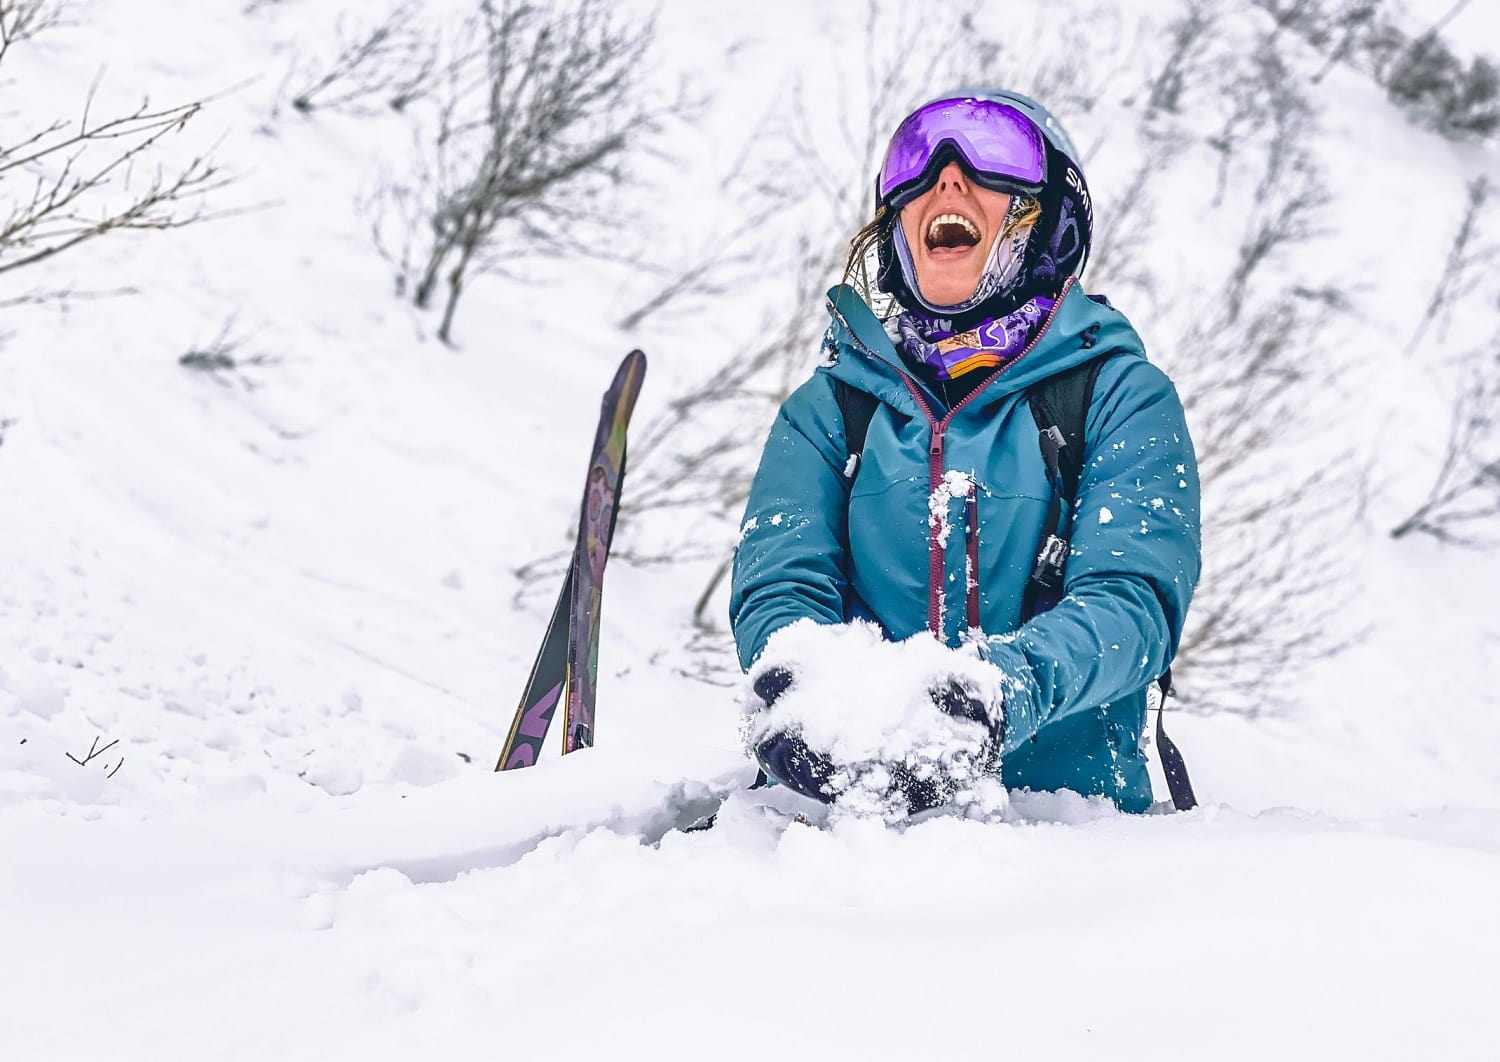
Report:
743,620,1007,821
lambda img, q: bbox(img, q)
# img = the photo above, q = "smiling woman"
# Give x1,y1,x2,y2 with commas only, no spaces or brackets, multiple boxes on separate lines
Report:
899,163,1016,306
730,90,1202,817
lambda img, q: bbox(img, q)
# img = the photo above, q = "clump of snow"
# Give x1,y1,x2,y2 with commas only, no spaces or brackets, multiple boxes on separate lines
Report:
1099,506,1115,525
742,619,1006,822
928,469,975,548
300,751,364,796
387,744,460,787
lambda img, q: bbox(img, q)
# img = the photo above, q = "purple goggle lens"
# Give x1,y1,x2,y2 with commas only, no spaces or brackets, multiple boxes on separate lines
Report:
877,97,1046,206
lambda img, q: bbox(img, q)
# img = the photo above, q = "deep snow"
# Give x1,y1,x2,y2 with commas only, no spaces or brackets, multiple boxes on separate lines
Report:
3,0,1499,1059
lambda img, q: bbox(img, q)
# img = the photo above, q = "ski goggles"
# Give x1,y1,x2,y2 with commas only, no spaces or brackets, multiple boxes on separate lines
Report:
877,97,1047,208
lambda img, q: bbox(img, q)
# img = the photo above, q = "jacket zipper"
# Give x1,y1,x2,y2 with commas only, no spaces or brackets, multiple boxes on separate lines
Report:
830,277,1077,638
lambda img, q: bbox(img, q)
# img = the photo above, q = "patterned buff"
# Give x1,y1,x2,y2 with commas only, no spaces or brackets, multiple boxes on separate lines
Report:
893,295,1056,380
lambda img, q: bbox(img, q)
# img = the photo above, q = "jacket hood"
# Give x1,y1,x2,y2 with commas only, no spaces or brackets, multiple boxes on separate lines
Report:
822,281,1144,419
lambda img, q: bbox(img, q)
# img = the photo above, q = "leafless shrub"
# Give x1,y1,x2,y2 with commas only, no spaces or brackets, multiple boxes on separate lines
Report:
1146,1,1218,117
614,177,782,331
1167,288,1358,715
1390,350,1500,545
285,2,439,116
179,317,277,388
1225,123,1328,322
1251,0,1386,57
0,283,135,308
0,1,227,281
1383,32,1500,139
0,0,61,44
1391,177,1500,545
1128,7,1362,715
375,0,668,344
1253,0,1498,140
1408,176,1492,354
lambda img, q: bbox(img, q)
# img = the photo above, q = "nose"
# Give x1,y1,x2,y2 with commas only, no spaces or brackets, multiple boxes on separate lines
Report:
933,161,970,195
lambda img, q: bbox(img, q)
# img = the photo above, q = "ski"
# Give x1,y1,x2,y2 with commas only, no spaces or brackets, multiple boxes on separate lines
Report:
494,566,574,770
563,349,647,754
495,350,647,771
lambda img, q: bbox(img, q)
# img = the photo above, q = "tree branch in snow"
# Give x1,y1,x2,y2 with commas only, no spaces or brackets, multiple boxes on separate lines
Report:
1390,175,1500,547
65,734,123,777
1145,1,1217,117
0,0,63,54
377,0,670,344
1391,343,1500,547
1407,176,1492,355
0,6,228,283
179,316,278,390
284,1,440,117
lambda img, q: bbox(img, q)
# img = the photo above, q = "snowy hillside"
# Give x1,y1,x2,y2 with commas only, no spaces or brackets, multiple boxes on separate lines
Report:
3,0,1499,1058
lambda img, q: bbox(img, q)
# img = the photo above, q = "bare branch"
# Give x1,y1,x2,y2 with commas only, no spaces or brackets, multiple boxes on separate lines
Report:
0,19,229,285
373,0,673,344
286,2,440,116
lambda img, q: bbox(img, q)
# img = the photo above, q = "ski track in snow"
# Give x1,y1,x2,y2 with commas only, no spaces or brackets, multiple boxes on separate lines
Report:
2,0,1500,1058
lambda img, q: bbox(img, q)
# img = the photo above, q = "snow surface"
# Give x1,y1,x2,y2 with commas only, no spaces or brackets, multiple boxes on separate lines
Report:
3,0,1500,1059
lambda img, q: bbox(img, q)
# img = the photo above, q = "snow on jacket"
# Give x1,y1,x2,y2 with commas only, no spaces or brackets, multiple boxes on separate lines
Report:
729,279,1202,812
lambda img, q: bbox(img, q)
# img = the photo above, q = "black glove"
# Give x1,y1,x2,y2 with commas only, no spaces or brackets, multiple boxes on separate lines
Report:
885,680,1005,814
930,677,996,731
747,666,837,803
752,666,794,707
752,729,839,804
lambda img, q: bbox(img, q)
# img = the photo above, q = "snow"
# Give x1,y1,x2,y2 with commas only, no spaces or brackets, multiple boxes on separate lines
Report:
2,0,1499,1058
928,468,976,547
743,619,1006,820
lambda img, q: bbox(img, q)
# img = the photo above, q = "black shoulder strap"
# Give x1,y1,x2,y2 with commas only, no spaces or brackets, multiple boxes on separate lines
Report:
833,378,879,479
1026,355,1198,812
1021,357,1108,619
1027,357,1107,501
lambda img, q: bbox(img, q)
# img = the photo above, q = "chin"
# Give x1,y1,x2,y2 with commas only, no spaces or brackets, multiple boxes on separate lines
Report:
921,280,981,307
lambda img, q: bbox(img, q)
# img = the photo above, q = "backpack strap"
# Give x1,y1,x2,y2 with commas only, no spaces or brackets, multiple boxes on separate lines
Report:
1022,357,1107,620
1154,669,1198,811
1024,355,1199,812
833,378,879,480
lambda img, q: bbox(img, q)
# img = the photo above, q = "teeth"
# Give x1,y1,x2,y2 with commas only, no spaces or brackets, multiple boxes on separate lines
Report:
928,213,980,242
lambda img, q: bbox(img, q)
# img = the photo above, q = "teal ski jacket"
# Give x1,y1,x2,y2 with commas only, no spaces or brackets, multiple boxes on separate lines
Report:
729,280,1201,812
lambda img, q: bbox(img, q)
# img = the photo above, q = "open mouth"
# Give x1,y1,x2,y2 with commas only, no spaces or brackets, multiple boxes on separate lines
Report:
926,212,981,252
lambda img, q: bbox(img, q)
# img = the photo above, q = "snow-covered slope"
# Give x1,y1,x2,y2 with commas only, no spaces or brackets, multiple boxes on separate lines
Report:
2,1,1498,1058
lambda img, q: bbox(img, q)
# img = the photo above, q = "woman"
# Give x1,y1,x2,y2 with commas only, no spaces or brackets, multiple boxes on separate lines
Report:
729,90,1202,814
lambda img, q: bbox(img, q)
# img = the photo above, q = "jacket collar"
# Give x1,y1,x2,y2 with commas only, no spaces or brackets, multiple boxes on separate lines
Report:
822,280,1145,418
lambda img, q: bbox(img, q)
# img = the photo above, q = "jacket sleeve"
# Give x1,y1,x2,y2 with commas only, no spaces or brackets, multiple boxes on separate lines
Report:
729,373,852,671
981,355,1202,753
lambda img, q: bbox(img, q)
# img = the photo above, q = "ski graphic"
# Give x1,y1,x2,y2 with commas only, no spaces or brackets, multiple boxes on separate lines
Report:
494,566,575,771
495,350,647,771
564,349,647,754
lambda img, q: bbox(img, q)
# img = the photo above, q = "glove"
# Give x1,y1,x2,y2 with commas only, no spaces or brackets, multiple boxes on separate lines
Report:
746,666,838,803
930,677,1002,735
888,679,1005,814
753,730,839,803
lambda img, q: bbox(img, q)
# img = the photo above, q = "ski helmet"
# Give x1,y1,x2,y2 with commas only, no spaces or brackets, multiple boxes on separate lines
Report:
873,89,1094,321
